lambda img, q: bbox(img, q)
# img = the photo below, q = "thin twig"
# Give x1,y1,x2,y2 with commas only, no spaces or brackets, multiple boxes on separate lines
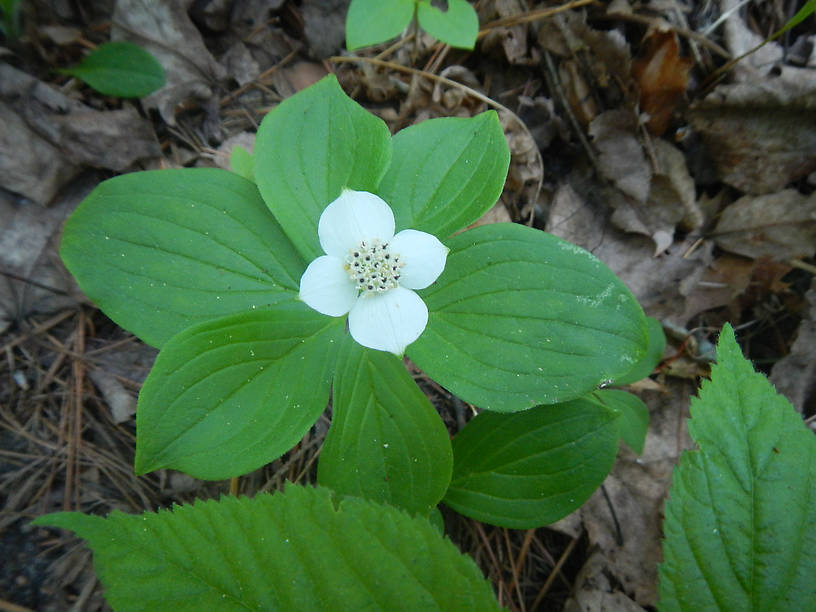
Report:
478,0,597,34
530,535,580,610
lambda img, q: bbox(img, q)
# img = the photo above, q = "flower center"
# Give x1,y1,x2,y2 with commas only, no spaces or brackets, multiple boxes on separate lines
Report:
344,239,405,295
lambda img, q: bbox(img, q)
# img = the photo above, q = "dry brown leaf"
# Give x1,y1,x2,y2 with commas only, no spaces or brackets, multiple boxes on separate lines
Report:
688,76,816,194
712,189,816,260
44,107,161,172
606,139,698,254
113,0,227,126
498,109,541,196
493,0,529,65
563,552,647,612
589,109,651,203
559,59,598,126
770,281,816,414
631,29,693,136
722,0,784,81
301,0,350,58
0,100,80,205
677,254,754,323
0,178,91,327
220,41,261,86
89,369,137,424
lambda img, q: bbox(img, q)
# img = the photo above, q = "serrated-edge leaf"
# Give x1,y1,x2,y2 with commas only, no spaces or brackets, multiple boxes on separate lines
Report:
62,41,165,98
416,0,479,49
34,486,503,611
135,305,343,479
595,389,649,454
318,337,453,515
377,112,510,239
409,224,648,412
60,168,304,348
658,324,816,611
346,0,415,50
254,75,392,262
444,397,620,528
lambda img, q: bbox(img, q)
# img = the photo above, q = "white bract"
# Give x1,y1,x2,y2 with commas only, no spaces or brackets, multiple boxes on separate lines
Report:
299,189,448,355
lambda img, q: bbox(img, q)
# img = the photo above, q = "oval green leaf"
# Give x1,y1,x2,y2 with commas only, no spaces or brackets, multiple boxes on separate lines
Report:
377,112,510,240
659,324,816,611
612,316,665,385
443,397,621,528
254,75,392,262
318,338,453,515
408,223,649,412
34,486,502,611
229,144,254,181
60,168,304,348
346,0,415,50
61,41,165,98
416,0,479,50
595,389,649,454
135,305,344,479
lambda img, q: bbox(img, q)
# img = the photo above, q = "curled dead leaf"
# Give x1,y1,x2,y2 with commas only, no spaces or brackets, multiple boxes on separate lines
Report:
712,190,816,260
631,29,693,136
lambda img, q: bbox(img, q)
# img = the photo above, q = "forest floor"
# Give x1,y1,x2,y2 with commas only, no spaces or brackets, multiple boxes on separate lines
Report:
1,0,815,610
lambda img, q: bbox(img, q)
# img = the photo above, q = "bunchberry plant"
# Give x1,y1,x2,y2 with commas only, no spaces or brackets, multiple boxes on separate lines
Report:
346,0,479,51
35,75,671,608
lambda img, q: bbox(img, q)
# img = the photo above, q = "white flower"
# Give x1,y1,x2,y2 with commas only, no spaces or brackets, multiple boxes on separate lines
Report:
299,189,448,355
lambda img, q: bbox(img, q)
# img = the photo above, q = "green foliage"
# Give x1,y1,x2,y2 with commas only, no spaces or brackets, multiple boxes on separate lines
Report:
0,0,22,39
409,223,649,411
254,75,392,262
377,113,510,240
346,0,415,50
346,0,479,51
60,169,304,348
60,41,165,98
659,324,816,611
613,316,665,385
596,389,649,454
229,145,254,181
60,73,648,530
443,396,621,528
318,337,453,515
34,486,503,611
135,306,344,479
416,0,479,50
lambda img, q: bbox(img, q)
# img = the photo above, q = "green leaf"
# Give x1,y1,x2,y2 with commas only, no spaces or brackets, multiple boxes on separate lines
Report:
377,112,510,239
443,397,620,528
61,41,165,98
613,316,665,385
596,389,649,454
254,75,392,262
60,169,304,348
659,324,816,611
417,0,479,50
769,0,815,42
135,305,344,479
34,486,503,611
408,224,649,412
229,145,254,181
318,337,453,515
0,0,22,39
346,0,415,50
